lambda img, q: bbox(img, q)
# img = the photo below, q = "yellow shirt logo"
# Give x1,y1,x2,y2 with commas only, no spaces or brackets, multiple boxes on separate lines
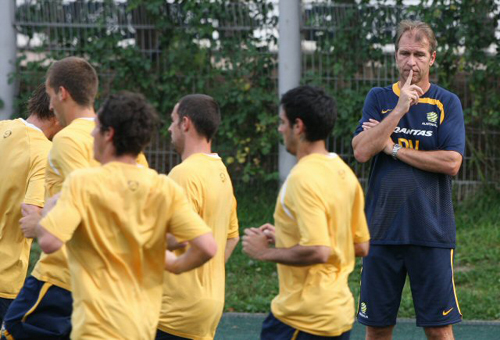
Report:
3,130,12,138
361,302,367,314
128,180,139,191
427,112,438,123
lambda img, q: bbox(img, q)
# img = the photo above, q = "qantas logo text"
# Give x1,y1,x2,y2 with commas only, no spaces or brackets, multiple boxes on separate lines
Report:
394,127,433,137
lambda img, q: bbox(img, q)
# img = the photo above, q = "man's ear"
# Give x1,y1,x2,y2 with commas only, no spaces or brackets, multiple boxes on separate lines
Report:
104,127,115,142
58,86,70,101
181,116,191,132
294,118,305,136
429,51,436,67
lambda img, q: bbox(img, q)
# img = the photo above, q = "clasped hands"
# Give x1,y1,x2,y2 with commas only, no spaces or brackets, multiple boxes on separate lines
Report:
242,223,275,261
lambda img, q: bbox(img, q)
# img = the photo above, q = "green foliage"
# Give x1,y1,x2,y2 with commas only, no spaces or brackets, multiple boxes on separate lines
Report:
14,0,278,182
13,0,500,181
301,0,500,181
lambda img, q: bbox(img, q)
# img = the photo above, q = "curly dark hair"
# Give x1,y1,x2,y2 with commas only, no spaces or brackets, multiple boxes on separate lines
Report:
27,83,53,120
46,57,98,107
177,94,220,142
97,91,159,157
280,85,337,142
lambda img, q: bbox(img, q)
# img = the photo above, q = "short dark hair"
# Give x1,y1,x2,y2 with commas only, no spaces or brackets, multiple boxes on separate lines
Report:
28,83,53,120
395,20,437,54
97,91,159,157
46,57,98,107
280,85,337,142
177,94,220,142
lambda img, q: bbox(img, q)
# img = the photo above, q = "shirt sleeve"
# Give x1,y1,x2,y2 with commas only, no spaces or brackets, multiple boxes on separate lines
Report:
354,88,383,136
50,135,92,179
227,196,239,239
287,176,331,247
39,173,83,243
23,145,49,207
166,180,211,243
438,94,466,155
351,182,370,244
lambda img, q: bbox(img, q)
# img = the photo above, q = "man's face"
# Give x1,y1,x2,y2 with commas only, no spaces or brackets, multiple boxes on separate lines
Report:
396,31,436,85
168,103,185,155
91,117,104,163
45,80,67,127
278,109,297,155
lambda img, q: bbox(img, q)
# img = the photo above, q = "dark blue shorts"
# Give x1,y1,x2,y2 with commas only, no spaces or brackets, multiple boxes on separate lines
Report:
0,298,13,326
2,276,72,340
261,313,351,340
155,329,190,340
357,245,462,327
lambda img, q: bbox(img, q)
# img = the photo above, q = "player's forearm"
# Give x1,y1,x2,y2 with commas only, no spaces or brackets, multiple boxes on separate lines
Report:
36,224,63,254
224,237,239,263
261,245,331,266
166,233,217,274
353,112,404,163
20,204,42,238
392,147,462,176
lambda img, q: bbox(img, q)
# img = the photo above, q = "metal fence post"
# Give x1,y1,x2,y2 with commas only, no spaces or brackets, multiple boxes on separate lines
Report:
0,0,17,120
278,0,301,184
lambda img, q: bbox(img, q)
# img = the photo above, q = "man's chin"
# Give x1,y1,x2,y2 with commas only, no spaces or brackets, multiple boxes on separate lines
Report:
285,146,296,156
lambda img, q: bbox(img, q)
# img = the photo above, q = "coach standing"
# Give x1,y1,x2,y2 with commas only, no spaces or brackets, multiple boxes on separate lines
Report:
352,20,465,340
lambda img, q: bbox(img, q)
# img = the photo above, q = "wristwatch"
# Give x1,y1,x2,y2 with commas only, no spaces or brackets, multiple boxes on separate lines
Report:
391,143,402,160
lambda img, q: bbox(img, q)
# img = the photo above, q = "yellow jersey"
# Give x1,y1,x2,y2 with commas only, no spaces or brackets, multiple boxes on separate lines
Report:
31,118,149,290
271,153,370,337
0,119,51,298
158,153,239,340
39,162,211,340
31,118,98,290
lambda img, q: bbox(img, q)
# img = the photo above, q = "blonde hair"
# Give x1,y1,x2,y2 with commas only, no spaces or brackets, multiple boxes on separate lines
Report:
395,20,437,54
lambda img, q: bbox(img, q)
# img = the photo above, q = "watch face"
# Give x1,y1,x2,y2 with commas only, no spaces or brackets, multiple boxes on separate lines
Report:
392,144,401,159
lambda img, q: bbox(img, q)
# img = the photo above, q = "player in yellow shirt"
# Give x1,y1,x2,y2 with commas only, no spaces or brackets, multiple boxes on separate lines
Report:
243,85,370,339
3,56,101,340
34,91,217,340
156,94,239,340
0,84,61,326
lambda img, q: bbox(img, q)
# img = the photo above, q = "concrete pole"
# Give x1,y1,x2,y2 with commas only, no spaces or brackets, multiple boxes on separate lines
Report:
0,0,17,120
278,0,301,183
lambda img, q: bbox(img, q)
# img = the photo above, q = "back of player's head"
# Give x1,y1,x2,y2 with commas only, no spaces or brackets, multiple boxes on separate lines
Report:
46,57,98,107
28,83,53,120
280,85,337,142
177,94,220,142
97,91,159,157
395,20,437,54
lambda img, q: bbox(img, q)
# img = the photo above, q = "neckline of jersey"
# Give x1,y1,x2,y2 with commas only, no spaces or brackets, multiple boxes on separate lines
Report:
20,118,43,133
75,117,96,122
301,152,339,162
392,82,433,97
190,152,221,160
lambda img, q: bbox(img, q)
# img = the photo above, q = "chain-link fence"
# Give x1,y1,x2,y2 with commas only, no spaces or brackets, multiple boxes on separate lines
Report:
13,0,499,198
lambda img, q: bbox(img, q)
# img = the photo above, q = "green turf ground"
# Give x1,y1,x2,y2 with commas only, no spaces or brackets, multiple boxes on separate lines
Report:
215,313,500,339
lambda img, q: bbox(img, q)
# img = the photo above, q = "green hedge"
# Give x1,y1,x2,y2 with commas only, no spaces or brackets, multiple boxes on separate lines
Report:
13,0,500,181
